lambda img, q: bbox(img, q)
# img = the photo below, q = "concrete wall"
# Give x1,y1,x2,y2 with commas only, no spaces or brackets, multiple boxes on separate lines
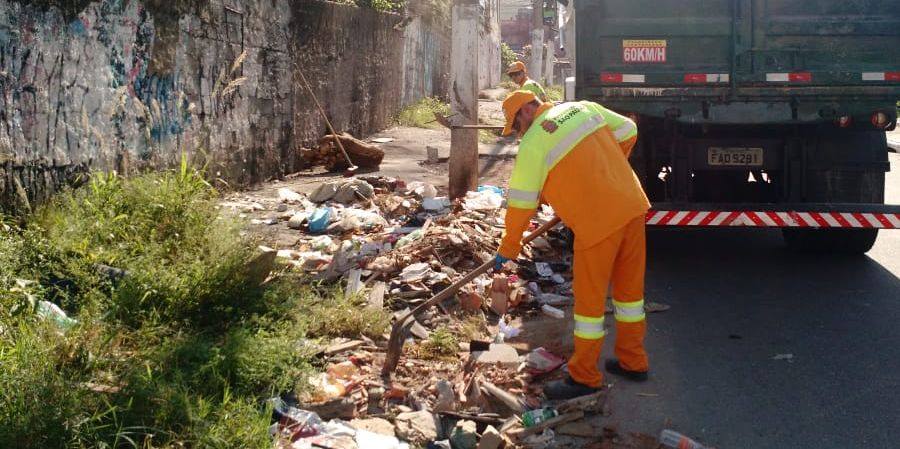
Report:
477,0,501,90
0,0,452,210
401,15,450,107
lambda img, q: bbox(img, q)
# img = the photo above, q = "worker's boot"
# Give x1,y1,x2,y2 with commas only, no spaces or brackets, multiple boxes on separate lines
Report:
544,376,602,400
604,358,649,382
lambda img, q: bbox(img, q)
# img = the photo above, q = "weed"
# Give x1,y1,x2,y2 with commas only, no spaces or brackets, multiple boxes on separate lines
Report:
498,78,519,91
32,164,264,328
546,85,564,102
298,283,391,339
395,97,451,128
457,315,488,341
479,129,500,144
500,42,518,72
0,163,377,448
416,326,459,360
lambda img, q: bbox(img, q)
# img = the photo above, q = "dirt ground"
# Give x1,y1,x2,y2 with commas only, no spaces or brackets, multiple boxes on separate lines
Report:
237,95,516,198
230,95,518,249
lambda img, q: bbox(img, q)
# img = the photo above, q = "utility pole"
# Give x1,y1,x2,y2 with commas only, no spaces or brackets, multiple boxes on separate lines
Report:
530,0,544,83
449,0,479,199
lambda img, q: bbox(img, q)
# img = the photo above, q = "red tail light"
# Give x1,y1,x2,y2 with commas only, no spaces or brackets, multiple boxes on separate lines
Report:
683,74,707,83
871,112,890,129
789,72,812,82
835,116,852,128
601,73,623,83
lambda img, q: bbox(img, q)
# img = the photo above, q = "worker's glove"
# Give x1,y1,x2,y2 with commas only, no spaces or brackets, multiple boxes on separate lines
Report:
493,253,511,271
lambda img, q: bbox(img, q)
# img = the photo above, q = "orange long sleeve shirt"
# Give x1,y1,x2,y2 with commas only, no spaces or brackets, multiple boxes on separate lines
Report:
499,104,650,258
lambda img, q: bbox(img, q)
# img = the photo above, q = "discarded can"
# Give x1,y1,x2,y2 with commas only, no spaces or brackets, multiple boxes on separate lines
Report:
522,408,558,427
658,429,709,449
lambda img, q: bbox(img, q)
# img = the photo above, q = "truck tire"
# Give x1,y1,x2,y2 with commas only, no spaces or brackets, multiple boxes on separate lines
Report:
782,227,878,253
782,130,886,254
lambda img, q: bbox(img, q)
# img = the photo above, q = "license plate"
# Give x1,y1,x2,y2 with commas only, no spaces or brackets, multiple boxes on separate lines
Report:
707,147,763,166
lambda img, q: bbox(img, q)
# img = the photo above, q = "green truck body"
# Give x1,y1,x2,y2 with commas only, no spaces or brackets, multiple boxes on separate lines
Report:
575,0,900,124
573,0,900,252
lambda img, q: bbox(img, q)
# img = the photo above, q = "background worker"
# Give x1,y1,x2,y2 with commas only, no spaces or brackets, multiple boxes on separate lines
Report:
506,61,549,102
494,90,650,400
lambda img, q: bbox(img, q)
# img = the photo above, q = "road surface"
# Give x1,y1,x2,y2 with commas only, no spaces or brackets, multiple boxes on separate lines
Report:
605,152,900,448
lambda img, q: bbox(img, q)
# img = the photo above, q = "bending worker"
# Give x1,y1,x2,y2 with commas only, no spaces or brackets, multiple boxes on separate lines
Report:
506,61,549,102
495,90,650,400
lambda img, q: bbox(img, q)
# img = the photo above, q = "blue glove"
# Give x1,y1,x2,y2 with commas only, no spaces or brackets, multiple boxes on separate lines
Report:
494,253,510,271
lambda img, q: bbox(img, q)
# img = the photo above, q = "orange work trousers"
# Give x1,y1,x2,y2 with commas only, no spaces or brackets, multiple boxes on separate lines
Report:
568,215,648,387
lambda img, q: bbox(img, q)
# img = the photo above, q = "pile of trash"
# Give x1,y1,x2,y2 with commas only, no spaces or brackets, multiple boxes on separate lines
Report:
223,176,683,449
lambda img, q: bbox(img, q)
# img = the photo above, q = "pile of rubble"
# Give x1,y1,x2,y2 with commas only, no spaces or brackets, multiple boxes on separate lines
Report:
222,176,677,449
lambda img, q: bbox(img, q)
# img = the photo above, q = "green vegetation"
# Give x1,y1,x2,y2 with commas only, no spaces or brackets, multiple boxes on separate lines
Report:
416,326,459,360
499,77,519,91
0,160,388,448
479,129,500,144
500,42,518,72
332,0,406,12
546,85,564,102
361,0,405,12
394,96,451,128
457,315,488,341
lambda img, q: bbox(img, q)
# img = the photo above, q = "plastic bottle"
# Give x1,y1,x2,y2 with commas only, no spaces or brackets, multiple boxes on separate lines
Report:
521,408,558,427
658,429,708,449
37,300,77,329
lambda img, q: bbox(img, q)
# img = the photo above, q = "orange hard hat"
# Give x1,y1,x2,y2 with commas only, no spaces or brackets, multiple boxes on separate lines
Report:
502,90,538,136
506,61,527,75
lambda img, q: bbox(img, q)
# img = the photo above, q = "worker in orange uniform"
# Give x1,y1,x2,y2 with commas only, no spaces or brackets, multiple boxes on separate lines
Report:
506,61,549,102
494,90,651,399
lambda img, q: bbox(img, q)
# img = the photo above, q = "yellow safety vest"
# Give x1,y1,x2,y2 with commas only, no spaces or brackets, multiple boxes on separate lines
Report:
521,79,547,101
506,101,638,210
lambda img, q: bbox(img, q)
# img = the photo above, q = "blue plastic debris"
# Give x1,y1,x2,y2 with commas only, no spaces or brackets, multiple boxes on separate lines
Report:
308,207,332,233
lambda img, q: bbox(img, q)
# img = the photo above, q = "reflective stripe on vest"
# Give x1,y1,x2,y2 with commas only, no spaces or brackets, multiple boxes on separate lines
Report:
522,79,545,98
612,119,637,142
612,299,646,323
508,188,539,203
582,101,638,143
574,314,606,339
506,102,607,209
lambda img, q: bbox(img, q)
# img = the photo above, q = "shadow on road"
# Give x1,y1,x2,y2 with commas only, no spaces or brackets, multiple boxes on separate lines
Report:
607,228,900,449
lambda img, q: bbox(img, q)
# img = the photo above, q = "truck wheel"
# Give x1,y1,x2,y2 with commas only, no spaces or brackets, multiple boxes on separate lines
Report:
782,130,886,254
782,228,878,253
781,170,883,254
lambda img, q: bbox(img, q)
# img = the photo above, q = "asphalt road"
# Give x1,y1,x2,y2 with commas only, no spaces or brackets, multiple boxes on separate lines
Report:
604,152,900,448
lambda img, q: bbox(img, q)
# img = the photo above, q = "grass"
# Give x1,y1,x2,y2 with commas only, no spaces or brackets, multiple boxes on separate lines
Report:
498,76,519,91
395,96,451,128
0,160,388,448
456,315,488,341
415,326,459,360
546,85,563,102
479,129,500,144
309,290,391,338
500,42,518,73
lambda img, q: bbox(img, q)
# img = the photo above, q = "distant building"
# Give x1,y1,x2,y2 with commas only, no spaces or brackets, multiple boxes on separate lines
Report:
500,7,531,51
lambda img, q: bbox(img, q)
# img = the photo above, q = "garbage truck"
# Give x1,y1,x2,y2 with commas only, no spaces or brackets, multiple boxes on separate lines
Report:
572,0,900,252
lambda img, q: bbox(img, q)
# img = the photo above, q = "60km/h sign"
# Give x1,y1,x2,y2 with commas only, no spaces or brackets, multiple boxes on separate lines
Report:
623,39,666,63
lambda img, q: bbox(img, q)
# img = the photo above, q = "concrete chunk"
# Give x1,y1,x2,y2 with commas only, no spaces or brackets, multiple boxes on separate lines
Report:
471,343,520,368
394,410,440,445
477,425,503,449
